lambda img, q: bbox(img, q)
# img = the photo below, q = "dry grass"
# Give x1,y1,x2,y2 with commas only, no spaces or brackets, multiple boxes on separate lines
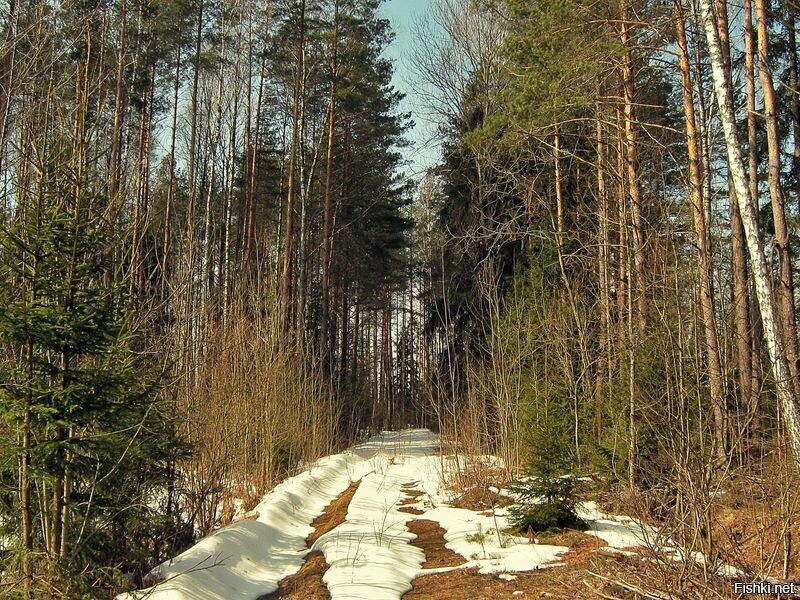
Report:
407,519,465,569
176,292,340,534
710,472,800,581
451,486,512,511
307,481,361,544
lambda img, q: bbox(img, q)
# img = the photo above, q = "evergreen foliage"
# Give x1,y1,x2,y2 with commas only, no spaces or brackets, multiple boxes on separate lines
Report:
0,198,189,591
508,475,587,534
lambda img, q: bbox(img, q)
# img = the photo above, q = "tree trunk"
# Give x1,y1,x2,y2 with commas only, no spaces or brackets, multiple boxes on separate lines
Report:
163,40,181,293
596,98,612,442
108,0,127,227
754,0,800,397
340,284,350,394
615,104,628,340
222,38,241,320
281,0,306,335
700,0,800,457
244,55,265,273
787,3,800,214
619,0,647,332
187,0,205,255
322,1,339,370
675,0,727,464
20,333,33,585
0,0,18,187
739,0,758,432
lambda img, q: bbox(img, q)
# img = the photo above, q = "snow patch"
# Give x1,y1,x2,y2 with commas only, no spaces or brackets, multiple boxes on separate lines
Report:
118,451,360,599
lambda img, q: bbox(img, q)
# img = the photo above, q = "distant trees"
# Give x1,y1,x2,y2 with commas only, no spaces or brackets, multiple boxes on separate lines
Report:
0,0,412,595
413,0,800,485
406,0,800,584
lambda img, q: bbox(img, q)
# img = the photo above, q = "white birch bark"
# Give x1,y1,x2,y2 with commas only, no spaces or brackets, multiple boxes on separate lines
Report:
699,0,800,457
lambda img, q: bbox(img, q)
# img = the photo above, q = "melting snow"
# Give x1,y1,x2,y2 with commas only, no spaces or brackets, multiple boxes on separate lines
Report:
120,430,739,600
119,430,567,600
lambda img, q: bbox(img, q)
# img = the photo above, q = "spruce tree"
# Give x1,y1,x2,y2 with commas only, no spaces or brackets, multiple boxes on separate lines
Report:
0,195,188,593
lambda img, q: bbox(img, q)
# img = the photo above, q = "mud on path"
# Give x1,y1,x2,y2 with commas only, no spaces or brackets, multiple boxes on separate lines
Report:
259,480,361,600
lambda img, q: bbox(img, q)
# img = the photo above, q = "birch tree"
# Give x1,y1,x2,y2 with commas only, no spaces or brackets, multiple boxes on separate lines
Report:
699,0,800,457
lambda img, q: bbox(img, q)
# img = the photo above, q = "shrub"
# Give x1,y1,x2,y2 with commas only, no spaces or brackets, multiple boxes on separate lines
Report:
508,474,587,533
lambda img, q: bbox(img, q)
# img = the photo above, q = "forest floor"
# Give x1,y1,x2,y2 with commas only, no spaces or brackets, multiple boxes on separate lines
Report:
119,430,757,600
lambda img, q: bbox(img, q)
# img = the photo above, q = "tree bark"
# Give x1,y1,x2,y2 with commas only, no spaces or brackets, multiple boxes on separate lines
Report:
0,0,18,188
244,55,265,273
281,0,306,335
754,0,800,397
187,0,204,255
675,0,727,464
20,331,33,585
739,0,758,430
322,1,339,369
596,98,611,442
787,3,800,214
108,0,127,227
700,0,800,457
163,39,181,293
618,0,647,332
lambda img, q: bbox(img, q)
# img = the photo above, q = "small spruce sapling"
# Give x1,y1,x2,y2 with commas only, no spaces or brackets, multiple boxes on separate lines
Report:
509,425,586,534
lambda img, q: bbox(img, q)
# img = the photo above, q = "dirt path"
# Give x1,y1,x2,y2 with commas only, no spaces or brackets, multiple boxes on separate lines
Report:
259,481,361,599
125,430,684,600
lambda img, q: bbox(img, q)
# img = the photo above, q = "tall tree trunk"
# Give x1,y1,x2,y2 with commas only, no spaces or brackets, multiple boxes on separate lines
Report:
739,0,758,432
755,0,800,397
381,286,393,427
700,0,800,457
788,3,800,213
0,0,18,187
281,0,306,335
619,0,647,332
675,0,727,464
200,34,226,340
322,1,339,369
222,38,242,320
615,104,628,339
130,74,149,298
614,88,636,487
163,40,181,293
20,329,33,585
340,284,350,394
596,98,612,443
187,0,205,254
351,292,361,400
244,55,265,273
108,0,126,227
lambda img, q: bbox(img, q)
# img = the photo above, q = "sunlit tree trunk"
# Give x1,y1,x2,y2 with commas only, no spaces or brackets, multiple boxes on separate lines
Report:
739,0,759,430
0,0,18,188
619,0,646,332
163,38,181,292
596,98,612,443
700,0,800,457
754,0,800,397
322,0,339,369
675,0,726,464
281,0,306,335
787,3,800,213
108,0,126,228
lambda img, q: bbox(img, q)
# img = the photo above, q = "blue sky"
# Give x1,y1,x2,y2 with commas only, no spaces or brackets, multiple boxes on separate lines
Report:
379,0,441,180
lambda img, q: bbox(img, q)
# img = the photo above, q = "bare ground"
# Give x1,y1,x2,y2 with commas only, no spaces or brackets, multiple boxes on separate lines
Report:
259,480,361,599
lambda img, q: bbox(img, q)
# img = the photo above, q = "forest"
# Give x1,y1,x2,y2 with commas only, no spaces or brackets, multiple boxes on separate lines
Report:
1,0,800,597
